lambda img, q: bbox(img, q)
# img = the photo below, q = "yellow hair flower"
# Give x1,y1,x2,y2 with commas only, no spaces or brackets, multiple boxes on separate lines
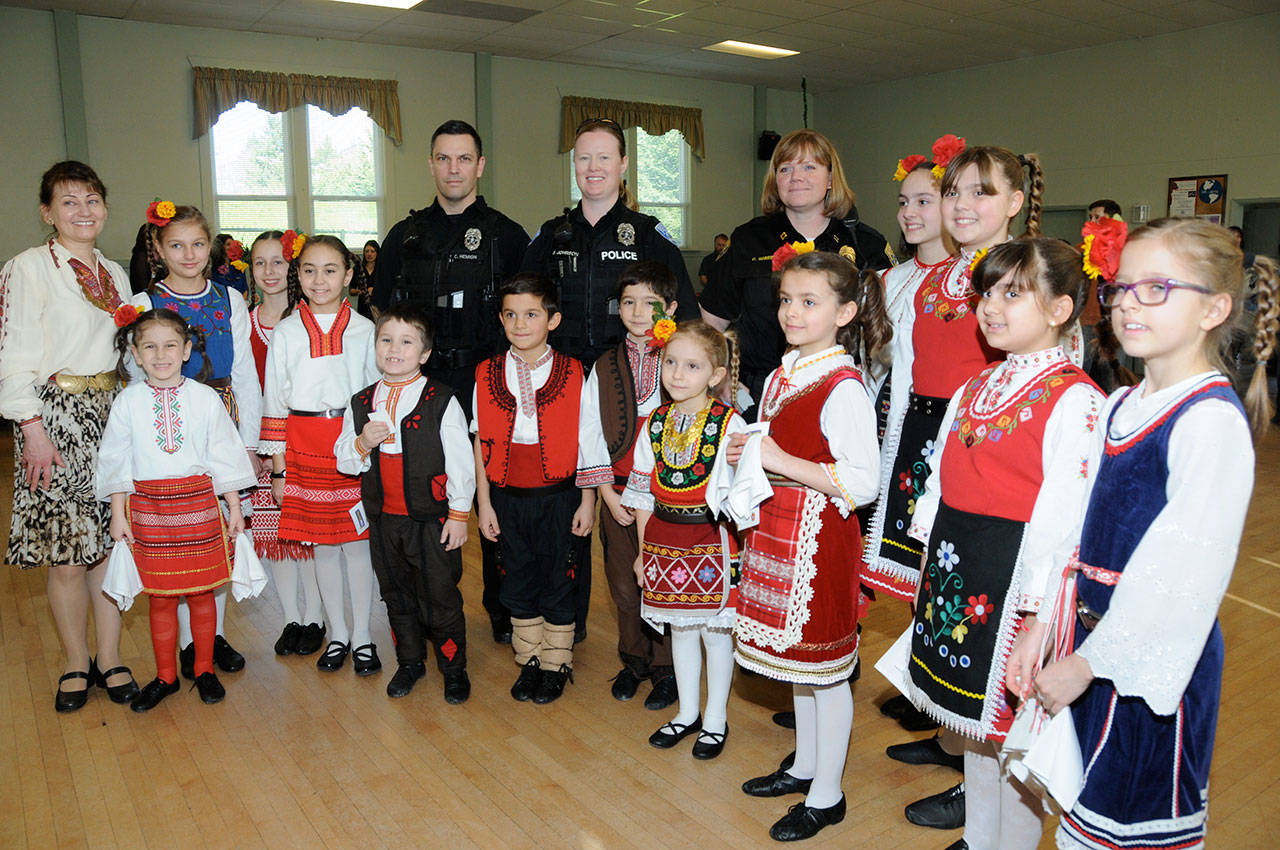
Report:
1081,234,1101,279
652,317,677,342
293,233,307,254
156,201,176,219
230,259,249,273
793,240,816,255
931,164,945,181
967,246,989,274
893,160,909,181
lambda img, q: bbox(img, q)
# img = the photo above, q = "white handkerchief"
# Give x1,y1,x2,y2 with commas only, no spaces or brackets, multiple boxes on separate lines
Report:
102,541,143,611
875,625,914,697
707,421,772,529
1020,705,1084,810
231,533,270,601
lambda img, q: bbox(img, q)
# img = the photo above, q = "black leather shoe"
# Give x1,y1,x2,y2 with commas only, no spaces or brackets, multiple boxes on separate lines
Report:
692,725,728,760
574,624,587,644
769,795,846,841
511,658,541,702
772,710,796,729
54,669,92,713
649,716,701,749
491,617,513,645
386,662,426,698
130,677,180,713
898,703,942,732
352,643,381,676
274,622,303,656
742,768,813,797
193,671,225,704
880,694,912,718
316,641,350,672
610,666,644,701
904,782,965,829
179,643,195,681
644,673,678,711
213,635,245,673
779,750,796,772
886,734,964,771
944,840,968,850
443,670,471,704
532,664,573,704
93,659,140,703
295,622,326,655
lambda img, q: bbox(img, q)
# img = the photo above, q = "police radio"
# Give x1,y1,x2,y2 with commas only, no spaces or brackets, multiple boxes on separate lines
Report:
552,208,578,276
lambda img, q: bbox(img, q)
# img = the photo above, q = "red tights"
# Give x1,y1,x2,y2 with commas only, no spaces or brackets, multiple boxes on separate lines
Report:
148,591,216,682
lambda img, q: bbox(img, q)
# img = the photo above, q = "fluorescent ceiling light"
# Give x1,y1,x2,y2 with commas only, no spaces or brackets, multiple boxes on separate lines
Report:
330,0,420,9
702,40,798,59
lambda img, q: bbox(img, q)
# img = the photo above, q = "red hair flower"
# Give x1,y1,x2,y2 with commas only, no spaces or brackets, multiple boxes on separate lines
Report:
771,240,815,272
1081,218,1128,281
113,304,139,328
930,134,966,169
225,239,244,263
280,229,307,262
894,154,928,181
145,199,176,227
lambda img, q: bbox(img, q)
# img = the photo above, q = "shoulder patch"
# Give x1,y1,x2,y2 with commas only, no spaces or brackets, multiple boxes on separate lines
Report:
654,222,676,245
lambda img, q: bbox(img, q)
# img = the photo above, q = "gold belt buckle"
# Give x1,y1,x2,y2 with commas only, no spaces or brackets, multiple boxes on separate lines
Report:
52,371,117,394
1075,597,1101,631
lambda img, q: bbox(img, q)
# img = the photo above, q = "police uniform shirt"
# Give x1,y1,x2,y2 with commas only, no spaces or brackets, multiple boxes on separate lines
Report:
522,198,699,367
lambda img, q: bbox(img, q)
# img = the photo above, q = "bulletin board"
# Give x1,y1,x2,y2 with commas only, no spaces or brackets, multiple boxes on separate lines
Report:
1167,175,1227,223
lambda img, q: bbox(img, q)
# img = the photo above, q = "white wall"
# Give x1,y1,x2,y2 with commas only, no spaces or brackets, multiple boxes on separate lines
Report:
821,12,1280,247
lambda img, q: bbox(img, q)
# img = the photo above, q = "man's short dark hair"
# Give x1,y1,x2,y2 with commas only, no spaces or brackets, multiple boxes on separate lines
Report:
431,120,483,157
1088,199,1122,217
376,302,434,351
616,260,677,303
715,233,729,241
499,273,558,316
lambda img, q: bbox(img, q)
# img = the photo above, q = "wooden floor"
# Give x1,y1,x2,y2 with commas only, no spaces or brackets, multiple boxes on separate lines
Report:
2,428,1277,850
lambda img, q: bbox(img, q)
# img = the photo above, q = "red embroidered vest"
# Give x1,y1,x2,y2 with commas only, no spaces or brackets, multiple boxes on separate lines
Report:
941,363,1094,522
762,368,861,464
475,351,583,486
646,399,732,510
911,257,1001,398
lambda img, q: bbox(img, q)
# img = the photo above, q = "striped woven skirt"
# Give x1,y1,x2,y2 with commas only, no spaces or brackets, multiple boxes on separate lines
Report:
278,414,366,545
130,475,231,595
249,467,314,561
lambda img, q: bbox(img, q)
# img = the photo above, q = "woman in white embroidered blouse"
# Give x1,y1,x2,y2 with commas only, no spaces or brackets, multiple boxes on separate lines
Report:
0,161,139,712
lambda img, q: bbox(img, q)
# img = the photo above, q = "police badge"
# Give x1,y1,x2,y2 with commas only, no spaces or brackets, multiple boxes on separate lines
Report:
617,222,635,247
839,245,857,265
464,227,482,251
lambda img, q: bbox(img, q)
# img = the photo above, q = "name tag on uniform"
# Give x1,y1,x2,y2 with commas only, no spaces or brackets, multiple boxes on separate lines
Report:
451,290,465,308
608,298,619,315
349,502,370,535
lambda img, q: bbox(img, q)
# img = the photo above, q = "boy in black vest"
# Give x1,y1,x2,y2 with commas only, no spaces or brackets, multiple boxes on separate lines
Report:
579,261,680,709
336,304,475,702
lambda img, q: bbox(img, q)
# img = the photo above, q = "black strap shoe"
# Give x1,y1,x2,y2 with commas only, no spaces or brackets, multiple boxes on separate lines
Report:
778,750,796,772
131,677,180,713
274,622,303,656
442,670,471,704
213,635,245,673
742,767,812,797
510,658,541,702
387,663,426,698
691,725,728,760
532,663,573,704
886,734,964,771
769,795,846,841
316,641,350,672
643,673,678,711
54,670,92,713
649,716,702,749
352,643,381,676
295,622,326,656
904,782,965,830
193,671,225,704
610,666,644,701
93,658,140,704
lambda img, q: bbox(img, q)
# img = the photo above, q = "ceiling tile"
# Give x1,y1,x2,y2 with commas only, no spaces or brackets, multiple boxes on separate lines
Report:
1146,0,1250,27
822,7,916,36
524,10,634,33
634,0,710,14
1092,10,1187,35
385,9,506,32
124,0,270,28
910,0,1021,13
684,4,794,30
1028,0,1135,23
556,0,674,25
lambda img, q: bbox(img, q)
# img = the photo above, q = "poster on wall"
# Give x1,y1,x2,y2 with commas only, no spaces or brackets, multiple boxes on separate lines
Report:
1168,175,1227,223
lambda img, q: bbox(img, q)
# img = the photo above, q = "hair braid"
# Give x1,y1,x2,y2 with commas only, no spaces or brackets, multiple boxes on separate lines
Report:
1022,153,1044,237
1245,255,1280,439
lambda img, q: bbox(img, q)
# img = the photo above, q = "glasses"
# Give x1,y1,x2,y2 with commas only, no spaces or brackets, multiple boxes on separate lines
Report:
1098,278,1214,307
576,117,621,134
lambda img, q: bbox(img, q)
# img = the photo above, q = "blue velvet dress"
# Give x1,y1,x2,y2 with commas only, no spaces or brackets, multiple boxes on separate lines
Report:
1059,376,1244,850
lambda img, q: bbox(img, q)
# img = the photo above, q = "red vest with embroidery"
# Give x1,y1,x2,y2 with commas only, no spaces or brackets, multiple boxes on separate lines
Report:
646,399,733,510
911,257,1001,398
475,351,583,486
762,367,861,464
941,362,1093,522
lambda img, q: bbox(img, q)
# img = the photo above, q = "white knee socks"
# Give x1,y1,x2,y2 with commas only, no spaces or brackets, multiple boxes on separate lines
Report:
313,542,375,648
177,586,227,647
963,742,1044,850
701,628,734,733
670,625,735,731
804,681,853,810
269,558,302,624
314,544,349,645
670,627,702,726
344,541,375,648
789,685,818,779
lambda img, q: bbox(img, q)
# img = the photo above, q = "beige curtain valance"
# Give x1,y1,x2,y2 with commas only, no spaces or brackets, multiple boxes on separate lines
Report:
560,95,705,160
192,66,402,145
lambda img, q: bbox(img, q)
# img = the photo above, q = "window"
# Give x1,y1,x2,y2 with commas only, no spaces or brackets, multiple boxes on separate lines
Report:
210,102,383,249
569,128,690,246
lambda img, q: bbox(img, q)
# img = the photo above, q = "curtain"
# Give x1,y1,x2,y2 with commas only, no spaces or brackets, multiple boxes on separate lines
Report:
193,66,402,145
560,95,705,159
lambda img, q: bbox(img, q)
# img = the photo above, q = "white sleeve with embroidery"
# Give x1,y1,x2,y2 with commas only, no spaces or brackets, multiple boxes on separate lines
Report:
258,324,292,456
907,384,964,542
575,365,613,487
442,396,477,514
333,407,367,476
94,389,136,500
620,420,656,512
1017,382,1104,613
1076,400,1254,716
228,291,261,449
0,254,49,421
820,377,882,513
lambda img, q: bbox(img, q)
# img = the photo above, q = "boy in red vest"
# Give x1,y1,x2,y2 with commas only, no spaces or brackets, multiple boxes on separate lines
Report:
473,274,602,704
335,303,476,702
578,261,679,709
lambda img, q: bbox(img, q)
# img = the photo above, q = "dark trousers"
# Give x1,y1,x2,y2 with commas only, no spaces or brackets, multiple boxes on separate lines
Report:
368,512,466,672
491,485,581,625
573,532,591,631
599,503,671,673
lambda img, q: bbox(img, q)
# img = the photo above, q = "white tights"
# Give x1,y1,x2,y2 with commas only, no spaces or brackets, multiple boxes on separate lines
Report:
177,586,226,647
313,541,376,648
963,741,1045,850
669,625,734,732
787,681,853,809
267,557,323,626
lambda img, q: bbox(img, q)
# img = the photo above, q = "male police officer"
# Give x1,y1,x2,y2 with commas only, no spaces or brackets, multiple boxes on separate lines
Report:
374,119,528,644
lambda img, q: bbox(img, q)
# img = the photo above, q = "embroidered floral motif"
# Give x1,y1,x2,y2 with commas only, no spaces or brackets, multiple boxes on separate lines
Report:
915,538,984,671
649,400,730,493
152,384,184,454
952,364,1082,448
